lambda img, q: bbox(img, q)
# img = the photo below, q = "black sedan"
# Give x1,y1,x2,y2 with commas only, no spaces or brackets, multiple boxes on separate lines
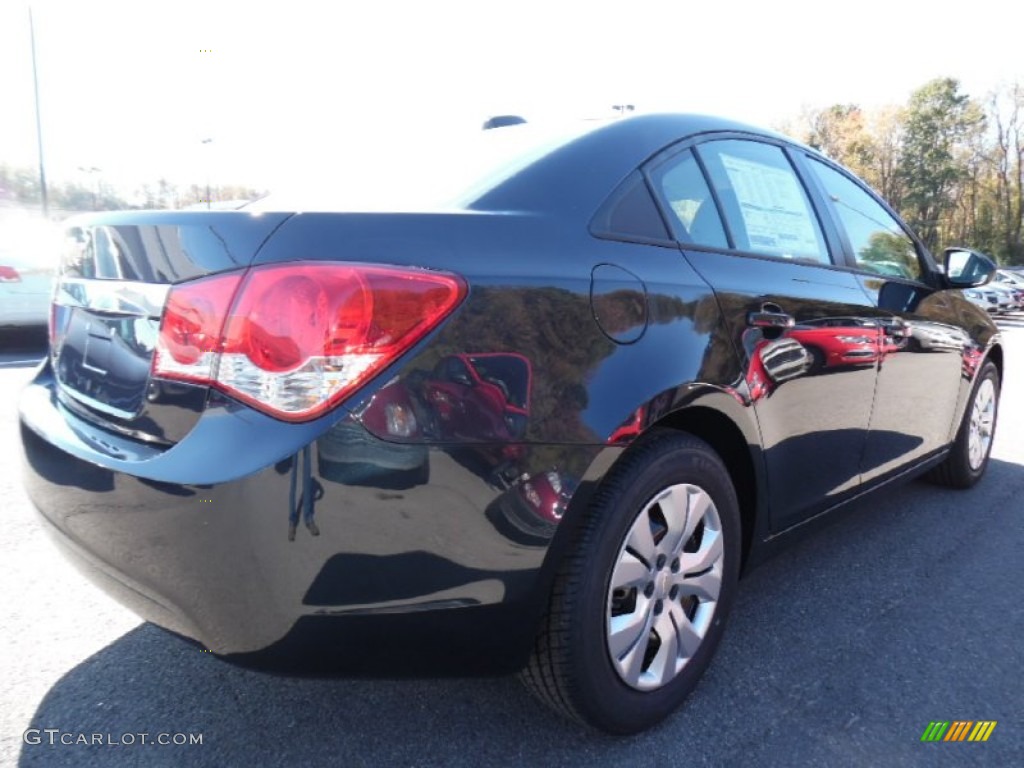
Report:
20,114,1002,734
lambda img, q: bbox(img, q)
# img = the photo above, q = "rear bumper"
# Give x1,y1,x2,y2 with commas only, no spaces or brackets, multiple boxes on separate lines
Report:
20,369,602,674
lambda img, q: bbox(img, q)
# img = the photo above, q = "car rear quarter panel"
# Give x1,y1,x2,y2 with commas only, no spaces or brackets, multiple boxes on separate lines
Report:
255,212,757,447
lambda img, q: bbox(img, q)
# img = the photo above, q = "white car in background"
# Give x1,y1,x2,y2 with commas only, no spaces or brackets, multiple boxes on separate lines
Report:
961,286,998,313
0,214,61,330
987,283,1017,312
993,270,1024,309
997,269,1023,284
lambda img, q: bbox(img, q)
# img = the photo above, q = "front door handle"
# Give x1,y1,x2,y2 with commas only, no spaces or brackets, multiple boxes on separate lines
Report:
747,310,795,329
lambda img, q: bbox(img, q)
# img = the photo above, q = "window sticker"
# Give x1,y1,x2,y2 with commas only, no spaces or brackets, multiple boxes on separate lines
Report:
720,153,822,258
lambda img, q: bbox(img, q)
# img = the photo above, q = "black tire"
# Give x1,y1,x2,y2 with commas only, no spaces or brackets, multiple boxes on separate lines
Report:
807,346,826,373
520,429,741,734
410,459,431,487
927,360,1000,489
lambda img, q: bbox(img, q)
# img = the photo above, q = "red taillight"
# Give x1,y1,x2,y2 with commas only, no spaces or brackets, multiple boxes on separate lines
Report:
0,265,21,283
153,262,466,421
156,272,243,377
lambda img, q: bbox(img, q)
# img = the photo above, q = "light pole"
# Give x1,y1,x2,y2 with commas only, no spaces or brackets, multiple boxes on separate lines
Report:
612,104,636,118
29,6,49,217
201,138,213,209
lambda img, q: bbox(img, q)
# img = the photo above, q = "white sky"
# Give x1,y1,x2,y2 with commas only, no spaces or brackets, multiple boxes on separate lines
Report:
1,0,1022,195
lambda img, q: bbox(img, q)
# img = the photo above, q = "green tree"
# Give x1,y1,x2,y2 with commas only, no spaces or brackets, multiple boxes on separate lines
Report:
897,78,984,251
787,104,906,207
988,83,1024,264
868,106,905,209
860,231,918,277
806,104,875,178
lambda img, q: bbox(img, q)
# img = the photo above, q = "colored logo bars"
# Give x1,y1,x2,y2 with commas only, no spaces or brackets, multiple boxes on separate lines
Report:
921,721,997,742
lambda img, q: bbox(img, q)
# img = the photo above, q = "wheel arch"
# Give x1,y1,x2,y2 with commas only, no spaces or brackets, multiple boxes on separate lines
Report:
986,342,1004,383
651,404,761,572
544,391,765,592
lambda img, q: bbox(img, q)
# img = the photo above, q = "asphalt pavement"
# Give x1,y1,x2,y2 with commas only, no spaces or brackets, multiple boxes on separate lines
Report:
1,320,1022,767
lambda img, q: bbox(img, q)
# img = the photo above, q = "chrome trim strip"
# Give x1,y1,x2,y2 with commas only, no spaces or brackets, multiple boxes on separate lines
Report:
56,385,139,421
54,277,171,317
56,389,170,444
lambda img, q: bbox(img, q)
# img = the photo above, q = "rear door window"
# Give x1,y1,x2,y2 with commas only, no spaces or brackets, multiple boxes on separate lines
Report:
697,140,831,264
648,150,728,248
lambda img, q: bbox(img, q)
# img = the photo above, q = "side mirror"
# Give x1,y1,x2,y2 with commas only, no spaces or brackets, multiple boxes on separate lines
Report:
944,247,996,288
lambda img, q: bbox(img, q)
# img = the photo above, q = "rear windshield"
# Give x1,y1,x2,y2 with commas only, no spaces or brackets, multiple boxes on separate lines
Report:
247,122,594,213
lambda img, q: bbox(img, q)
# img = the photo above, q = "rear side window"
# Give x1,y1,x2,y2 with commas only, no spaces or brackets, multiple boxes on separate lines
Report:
698,140,830,263
590,171,671,242
807,158,923,281
648,150,728,248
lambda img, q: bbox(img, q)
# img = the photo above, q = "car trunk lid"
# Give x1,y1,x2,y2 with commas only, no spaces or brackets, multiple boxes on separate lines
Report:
50,211,290,444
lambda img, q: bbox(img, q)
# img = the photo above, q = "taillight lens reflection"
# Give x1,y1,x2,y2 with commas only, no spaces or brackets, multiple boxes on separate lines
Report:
153,262,465,421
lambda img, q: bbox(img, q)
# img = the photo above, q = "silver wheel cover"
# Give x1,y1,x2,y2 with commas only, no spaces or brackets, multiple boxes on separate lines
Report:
968,377,996,471
606,483,724,691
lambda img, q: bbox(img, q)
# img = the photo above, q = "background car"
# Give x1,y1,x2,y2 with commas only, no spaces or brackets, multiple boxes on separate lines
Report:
0,214,60,330
987,283,1017,313
962,286,998,313
316,377,430,489
422,353,531,442
785,319,882,370
20,115,1003,735
996,268,1024,285
906,320,968,352
958,263,1023,312
992,270,1024,309
485,469,575,546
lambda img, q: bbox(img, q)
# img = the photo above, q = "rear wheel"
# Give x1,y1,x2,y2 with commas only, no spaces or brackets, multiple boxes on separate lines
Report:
520,429,741,734
927,360,1000,488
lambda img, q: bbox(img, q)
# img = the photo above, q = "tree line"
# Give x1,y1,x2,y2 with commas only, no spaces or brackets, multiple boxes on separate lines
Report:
785,77,1023,266
0,164,263,213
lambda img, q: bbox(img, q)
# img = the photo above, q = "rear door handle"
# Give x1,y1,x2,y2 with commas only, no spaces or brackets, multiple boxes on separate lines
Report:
747,311,795,329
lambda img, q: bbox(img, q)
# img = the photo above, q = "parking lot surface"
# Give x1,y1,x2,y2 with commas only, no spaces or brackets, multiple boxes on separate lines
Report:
2,319,1022,767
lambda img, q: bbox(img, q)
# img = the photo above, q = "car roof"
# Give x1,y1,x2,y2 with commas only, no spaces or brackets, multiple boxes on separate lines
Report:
470,113,807,216
250,113,808,218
